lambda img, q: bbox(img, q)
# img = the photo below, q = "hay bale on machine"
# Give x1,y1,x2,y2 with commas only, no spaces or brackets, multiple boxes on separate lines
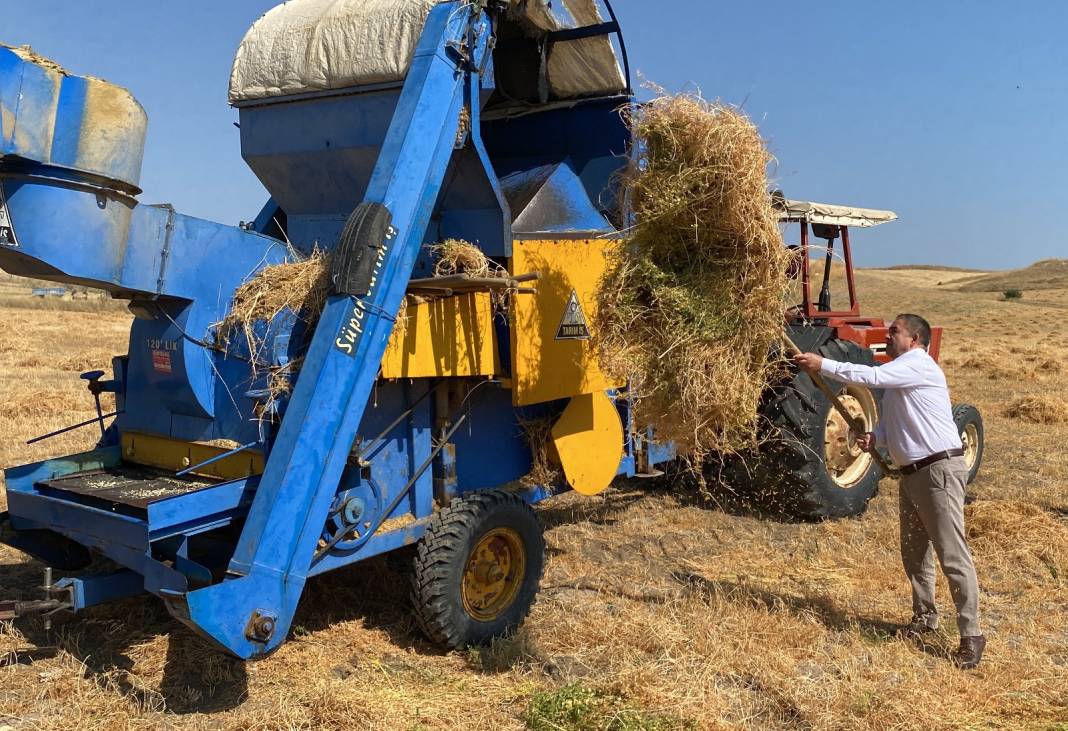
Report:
216,240,498,400
598,93,791,461
218,250,330,358
431,238,500,278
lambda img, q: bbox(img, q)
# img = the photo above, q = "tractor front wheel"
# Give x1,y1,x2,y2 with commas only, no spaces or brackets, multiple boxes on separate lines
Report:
410,490,545,648
953,403,984,484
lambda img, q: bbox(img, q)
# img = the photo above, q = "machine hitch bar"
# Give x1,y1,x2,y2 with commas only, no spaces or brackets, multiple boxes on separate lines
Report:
0,568,71,629
0,599,64,621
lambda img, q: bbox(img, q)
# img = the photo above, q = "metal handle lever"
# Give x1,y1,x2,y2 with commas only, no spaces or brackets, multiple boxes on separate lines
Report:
80,371,107,439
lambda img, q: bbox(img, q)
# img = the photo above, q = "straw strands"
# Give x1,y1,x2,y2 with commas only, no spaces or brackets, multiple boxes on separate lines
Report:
432,239,498,278
597,93,791,461
217,250,329,358
1003,395,1068,424
519,416,562,488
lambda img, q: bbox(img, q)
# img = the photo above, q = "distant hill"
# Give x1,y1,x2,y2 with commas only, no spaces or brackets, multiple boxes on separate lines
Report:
954,259,1068,292
871,264,988,273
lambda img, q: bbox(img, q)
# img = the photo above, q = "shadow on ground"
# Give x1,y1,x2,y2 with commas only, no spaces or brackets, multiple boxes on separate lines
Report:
633,465,817,525
0,552,439,715
536,489,646,529
674,571,902,639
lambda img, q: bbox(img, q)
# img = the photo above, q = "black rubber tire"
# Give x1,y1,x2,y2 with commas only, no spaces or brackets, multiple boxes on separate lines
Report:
952,403,984,484
410,490,545,649
735,338,885,520
330,202,393,297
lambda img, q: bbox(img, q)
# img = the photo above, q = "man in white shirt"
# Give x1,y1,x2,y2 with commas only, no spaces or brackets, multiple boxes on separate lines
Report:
794,314,985,669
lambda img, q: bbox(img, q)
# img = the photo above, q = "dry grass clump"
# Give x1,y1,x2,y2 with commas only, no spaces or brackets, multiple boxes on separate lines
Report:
520,416,562,488
966,500,1068,582
215,252,330,405
215,251,417,400
430,239,514,310
1003,395,1068,424
597,93,791,459
953,346,1064,381
219,240,489,365
216,251,329,360
431,239,502,278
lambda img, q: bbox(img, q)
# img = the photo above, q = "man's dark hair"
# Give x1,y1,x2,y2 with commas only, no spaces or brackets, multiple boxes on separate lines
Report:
896,313,931,347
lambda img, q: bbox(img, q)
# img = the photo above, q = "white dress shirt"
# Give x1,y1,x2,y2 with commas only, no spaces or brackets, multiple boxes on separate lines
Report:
819,348,963,468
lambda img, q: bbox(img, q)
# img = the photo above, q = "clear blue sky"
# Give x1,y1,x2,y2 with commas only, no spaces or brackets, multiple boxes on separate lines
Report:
5,1,1066,269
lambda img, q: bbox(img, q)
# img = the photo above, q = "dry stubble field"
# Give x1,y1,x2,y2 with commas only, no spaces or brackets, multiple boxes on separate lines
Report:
0,267,1067,730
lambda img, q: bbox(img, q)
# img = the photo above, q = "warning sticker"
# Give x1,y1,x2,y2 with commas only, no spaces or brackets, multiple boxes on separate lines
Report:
555,289,591,340
152,349,173,374
0,186,18,248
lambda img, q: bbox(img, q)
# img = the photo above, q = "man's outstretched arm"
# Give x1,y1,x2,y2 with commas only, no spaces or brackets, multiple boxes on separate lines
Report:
793,352,923,389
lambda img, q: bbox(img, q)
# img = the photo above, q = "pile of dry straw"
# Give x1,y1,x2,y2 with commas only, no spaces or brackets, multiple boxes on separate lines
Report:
220,239,497,342
217,240,502,398
596,93,791,460
1003,395,1068,424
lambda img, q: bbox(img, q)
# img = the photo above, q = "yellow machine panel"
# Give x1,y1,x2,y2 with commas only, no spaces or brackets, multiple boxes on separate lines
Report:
551,392,624,496
122,432,263,481
380,292,499,379
509,239,624,406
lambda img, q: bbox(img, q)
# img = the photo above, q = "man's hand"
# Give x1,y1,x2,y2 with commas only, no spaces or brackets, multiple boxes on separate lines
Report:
793,352,823,373
855,431,877,453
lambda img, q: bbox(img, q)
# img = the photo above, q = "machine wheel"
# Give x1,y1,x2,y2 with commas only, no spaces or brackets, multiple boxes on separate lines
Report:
953,403,984,484
409,489,544,649
733,338,884,519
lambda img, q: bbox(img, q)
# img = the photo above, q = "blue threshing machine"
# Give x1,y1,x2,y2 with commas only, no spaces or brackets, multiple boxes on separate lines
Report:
0,0,673,657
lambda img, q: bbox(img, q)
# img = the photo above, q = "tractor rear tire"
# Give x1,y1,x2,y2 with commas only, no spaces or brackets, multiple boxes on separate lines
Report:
410,490,544,649
733,338,885,520
953,403,984,484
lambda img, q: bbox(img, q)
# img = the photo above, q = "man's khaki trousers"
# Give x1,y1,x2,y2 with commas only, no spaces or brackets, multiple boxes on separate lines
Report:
898,455,981,636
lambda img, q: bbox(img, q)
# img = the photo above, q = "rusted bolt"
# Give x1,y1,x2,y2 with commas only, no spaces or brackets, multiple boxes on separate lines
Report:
245,610,277,643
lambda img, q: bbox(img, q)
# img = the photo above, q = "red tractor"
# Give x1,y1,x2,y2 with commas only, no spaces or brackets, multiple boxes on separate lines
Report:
731,198,985,519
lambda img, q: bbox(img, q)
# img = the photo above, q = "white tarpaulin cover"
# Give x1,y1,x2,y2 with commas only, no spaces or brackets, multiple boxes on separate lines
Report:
775,199,898,228
514,0,626,99
228,0,626,103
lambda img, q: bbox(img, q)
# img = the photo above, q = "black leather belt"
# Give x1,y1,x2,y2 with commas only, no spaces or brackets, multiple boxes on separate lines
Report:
899,448,964,476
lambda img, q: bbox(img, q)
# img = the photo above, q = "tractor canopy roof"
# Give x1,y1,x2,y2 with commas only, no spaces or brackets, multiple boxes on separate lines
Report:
774,198,898,228
229,0,628,104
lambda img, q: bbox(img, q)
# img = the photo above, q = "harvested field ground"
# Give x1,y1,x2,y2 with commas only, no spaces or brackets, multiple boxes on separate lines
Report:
1,267,1067,730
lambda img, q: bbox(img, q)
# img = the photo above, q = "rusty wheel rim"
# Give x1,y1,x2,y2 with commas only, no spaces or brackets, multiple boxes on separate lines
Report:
461,528,526,622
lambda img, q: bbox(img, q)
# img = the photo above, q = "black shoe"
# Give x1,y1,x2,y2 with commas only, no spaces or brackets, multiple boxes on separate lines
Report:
899,616,937,640
953,635,986,669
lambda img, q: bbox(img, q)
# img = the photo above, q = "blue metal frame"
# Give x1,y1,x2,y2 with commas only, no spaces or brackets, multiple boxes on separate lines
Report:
0,2,676,658
160,3,496,657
